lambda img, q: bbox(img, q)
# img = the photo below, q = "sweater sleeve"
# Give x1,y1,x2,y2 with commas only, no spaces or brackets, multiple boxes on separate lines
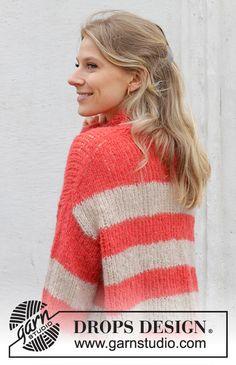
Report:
42,133,102,319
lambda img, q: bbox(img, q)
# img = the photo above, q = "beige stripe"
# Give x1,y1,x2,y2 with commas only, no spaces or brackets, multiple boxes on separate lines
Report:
102,240,196,286
87,292,199,322
87,304,107,322
128,291,199,322
73,182,195,238
107,292,200,322
89,304,104,311
130,291,199,311
44,258,97,310
131,292,199,322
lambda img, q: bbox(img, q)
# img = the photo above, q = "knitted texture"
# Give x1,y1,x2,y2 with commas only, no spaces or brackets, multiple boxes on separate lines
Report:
42,109,199,317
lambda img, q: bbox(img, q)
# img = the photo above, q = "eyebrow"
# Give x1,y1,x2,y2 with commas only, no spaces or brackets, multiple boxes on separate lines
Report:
76,56,100,62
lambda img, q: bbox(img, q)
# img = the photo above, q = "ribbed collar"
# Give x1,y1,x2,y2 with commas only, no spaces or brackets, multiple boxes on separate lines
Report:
105,109,131,127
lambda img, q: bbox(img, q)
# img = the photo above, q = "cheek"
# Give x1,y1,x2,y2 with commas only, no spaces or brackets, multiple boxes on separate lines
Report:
90,70,128,102
103,79,127,97
99,71,127,90
100,88,126,105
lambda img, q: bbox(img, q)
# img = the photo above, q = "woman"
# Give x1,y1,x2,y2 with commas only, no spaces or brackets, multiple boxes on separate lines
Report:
42,10,211,320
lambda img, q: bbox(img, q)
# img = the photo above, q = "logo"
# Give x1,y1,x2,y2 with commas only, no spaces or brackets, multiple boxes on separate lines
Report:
9,300,60,352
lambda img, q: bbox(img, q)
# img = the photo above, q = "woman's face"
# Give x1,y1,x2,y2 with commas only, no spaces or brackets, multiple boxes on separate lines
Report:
67,35,134,121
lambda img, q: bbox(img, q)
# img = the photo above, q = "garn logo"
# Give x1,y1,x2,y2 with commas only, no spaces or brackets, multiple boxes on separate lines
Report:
9,300,60,352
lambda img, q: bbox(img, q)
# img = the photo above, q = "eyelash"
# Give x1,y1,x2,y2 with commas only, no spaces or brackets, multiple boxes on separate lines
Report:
75,63,97,69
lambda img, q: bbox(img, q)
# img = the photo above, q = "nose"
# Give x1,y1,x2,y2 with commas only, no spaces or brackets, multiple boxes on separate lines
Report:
67,70,85,87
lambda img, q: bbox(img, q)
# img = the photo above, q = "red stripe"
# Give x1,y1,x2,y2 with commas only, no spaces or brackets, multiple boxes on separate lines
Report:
51,203,101,283
101,213,195,257
104,265,198,310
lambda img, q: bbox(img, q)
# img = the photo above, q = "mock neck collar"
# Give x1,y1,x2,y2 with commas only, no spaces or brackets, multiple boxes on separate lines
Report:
105,109,131,127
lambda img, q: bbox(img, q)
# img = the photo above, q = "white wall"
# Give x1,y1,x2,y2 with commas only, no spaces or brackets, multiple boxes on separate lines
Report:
1,0,236,361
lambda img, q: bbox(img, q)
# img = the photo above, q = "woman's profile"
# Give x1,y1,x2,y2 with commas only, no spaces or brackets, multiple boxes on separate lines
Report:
42,9,211,322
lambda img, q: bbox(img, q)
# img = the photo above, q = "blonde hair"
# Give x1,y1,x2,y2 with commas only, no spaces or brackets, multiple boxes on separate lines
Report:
80,9,211,209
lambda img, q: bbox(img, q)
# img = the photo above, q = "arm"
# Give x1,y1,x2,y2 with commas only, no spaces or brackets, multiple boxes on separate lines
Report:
42,134,102,320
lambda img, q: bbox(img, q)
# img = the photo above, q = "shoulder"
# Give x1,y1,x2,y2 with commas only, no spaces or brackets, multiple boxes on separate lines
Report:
61,126,129,199
72,124,131,157
65,125,134,195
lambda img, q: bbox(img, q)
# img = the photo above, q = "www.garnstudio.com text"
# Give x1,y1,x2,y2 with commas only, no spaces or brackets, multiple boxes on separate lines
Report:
73,336,206,351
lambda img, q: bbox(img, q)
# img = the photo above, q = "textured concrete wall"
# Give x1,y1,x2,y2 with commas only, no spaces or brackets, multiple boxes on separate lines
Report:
1,0,236,360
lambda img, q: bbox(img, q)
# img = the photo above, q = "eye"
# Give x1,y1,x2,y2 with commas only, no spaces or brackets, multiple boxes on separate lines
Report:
75,63,97,69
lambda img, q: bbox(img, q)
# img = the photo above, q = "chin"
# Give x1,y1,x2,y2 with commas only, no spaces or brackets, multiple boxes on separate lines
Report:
78,110,94,117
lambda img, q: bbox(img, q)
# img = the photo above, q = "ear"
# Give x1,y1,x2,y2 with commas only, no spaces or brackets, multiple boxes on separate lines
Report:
128,69,143,92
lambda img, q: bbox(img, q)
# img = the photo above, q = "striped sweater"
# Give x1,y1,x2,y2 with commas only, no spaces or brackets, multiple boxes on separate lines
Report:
42,109,199,319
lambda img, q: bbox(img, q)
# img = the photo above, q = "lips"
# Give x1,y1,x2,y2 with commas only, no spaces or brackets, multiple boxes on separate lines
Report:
77,93,93,102
77,91,93,95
